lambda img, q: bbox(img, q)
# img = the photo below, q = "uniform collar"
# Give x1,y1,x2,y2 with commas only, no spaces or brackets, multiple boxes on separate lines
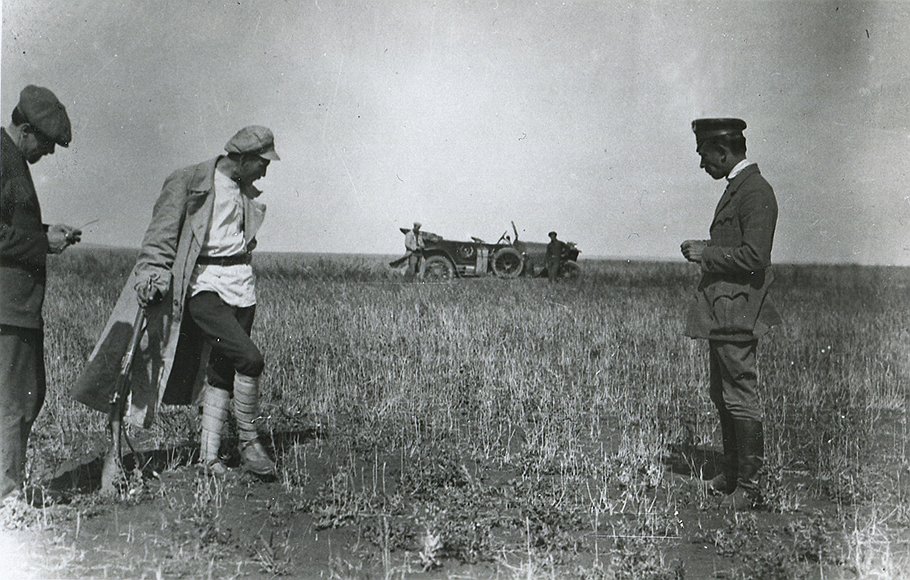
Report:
726,159,754,181
713,164,761,221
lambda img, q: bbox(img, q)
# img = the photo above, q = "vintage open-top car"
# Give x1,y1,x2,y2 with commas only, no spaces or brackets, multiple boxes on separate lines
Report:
404,222,580,281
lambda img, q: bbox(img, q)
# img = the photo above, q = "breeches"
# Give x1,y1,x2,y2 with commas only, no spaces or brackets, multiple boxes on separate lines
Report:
0,325,46,497
547,258,560,281
407,254,421,274
185,292,263,392
708,339,762,422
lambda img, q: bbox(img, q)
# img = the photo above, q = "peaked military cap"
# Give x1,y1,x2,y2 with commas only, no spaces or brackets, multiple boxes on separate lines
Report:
225,125,280,160
18,85,72,147
692,118,746,145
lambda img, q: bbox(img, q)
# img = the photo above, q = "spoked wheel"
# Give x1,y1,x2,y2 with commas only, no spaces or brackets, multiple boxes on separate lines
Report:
491,247,523,278
421,256,455,281
558,261,581,281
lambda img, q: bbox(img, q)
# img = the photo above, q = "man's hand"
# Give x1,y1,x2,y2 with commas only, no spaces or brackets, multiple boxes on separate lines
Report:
64,226,83,244
681,239,707,263
136,282,163,308
47,224,82,254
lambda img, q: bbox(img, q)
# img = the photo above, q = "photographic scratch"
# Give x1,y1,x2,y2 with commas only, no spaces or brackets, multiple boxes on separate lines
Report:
320,54,346,153
339,154,360,197
87,54,119,86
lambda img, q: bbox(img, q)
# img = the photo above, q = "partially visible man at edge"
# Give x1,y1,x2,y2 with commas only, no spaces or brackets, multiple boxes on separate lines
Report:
0,85,81,503
681,118,781,510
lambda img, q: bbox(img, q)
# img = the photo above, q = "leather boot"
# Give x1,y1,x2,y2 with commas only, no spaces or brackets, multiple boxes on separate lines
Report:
722,419,764,510
232,373,276,476
199,385,231,475
707,412,738,495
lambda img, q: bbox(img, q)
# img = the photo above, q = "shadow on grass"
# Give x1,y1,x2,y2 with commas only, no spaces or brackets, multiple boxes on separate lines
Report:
664,443,724,481
43,425,324,497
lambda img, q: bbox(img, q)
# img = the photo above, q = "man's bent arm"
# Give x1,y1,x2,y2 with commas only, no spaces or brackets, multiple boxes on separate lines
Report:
134,171,188,295
701,188,777,274
0,179,49,265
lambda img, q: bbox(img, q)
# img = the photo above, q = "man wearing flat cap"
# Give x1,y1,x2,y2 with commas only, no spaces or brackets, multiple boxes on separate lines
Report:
681,118,781,510
404,221,425,278
74,126,280,477
1,85,81,502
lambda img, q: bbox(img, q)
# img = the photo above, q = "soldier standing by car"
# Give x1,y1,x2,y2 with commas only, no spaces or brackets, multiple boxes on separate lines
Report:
546,231,565,283
681,118,781,510
405,221,425,278
1,85,81,503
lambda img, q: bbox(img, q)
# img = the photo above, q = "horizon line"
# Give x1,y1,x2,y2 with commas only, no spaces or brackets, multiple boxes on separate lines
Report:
66,243,909,269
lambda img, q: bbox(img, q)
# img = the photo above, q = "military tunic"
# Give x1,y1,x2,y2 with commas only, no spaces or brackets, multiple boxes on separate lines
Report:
686,163,781,421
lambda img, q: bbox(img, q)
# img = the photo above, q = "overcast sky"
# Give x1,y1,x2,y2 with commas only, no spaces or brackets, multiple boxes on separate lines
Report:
2,0,909,265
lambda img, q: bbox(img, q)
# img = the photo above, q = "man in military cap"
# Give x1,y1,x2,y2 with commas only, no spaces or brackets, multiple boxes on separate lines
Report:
404,221,425,278
681,118,781,509
1,85,81,502
110,126,279,476
545,231,565,283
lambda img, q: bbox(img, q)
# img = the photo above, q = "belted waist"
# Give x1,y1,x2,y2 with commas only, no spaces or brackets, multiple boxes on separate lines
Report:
195,253,252,267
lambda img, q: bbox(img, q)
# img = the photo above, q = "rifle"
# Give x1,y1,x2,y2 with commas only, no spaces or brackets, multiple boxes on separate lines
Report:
388,253,411,268
389,226,426,268
100,280,150,494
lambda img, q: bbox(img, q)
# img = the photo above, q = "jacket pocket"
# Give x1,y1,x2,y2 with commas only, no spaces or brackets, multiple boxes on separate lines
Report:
710,280,753,333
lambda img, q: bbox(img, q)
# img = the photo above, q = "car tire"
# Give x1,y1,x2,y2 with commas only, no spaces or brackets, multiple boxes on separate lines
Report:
491,247,524,278
558,261,581,280
421,255,456,281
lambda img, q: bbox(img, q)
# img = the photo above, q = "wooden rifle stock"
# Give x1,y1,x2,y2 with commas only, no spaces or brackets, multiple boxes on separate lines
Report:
100,281,149,494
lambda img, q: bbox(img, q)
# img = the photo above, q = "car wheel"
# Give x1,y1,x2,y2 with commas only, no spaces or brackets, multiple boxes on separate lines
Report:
421,256,456,281
559,261,581,280
491,247,523,278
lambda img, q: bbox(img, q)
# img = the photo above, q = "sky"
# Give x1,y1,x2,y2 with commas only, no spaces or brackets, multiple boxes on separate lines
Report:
2,0,909,265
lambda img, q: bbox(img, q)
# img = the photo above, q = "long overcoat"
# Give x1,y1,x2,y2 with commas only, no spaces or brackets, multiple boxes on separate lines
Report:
685,164,782,342
72,157,266,427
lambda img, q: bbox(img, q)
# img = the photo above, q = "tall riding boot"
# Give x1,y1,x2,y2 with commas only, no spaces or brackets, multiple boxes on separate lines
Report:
232,373,276,475
707,412,738,495
200,386,231,475
723,419,764,509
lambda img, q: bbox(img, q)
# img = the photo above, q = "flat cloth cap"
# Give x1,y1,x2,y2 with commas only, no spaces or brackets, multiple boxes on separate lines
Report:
692,118,746,145
18,85,71,147
225,125,280,160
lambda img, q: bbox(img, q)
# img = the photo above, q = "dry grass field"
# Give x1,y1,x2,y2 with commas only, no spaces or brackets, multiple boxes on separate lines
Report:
1,247,908,578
